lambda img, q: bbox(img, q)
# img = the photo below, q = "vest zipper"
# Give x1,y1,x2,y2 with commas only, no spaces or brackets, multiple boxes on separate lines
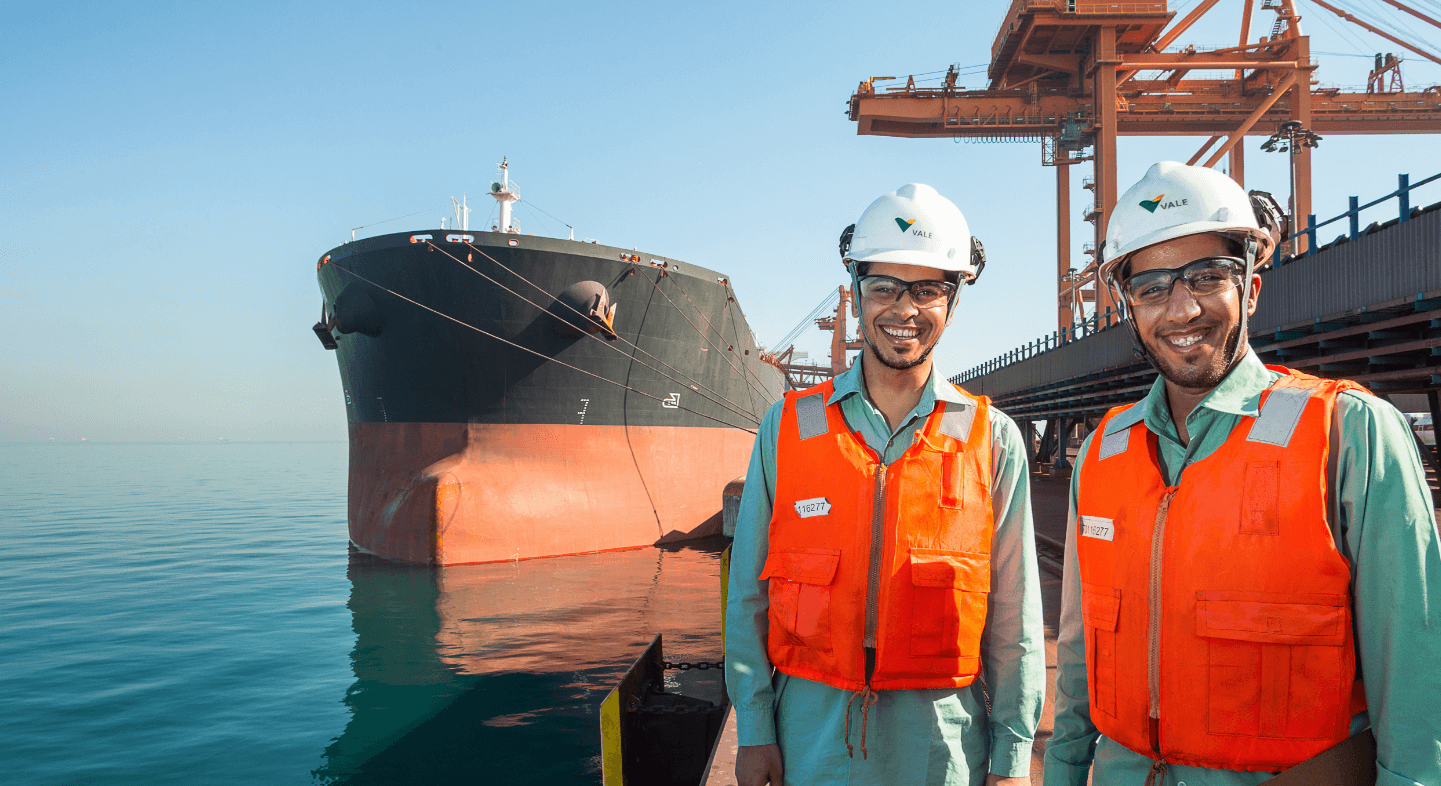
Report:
1148,488,1177,732
862,462,888,682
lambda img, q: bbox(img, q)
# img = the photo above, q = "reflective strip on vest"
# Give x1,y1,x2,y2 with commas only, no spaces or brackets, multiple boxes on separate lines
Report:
795,393,829,440
1098,423,1132,460
937,402,976,443
1247,385,1314,447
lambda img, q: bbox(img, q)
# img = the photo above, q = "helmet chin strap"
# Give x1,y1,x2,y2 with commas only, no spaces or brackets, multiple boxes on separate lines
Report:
1106,265,1153,368
848,265,880,357
1230,237,1259,372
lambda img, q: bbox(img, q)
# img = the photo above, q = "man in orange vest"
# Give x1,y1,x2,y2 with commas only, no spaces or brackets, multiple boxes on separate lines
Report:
727,183,1046,786
1044,162,1441,786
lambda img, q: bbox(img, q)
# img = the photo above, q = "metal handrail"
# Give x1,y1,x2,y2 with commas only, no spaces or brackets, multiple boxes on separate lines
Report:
953,305,1122,384
1016,0,1167,12
1300,172,1441,257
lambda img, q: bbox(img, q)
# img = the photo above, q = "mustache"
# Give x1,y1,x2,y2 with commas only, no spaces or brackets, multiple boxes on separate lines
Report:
1151,319,1222,339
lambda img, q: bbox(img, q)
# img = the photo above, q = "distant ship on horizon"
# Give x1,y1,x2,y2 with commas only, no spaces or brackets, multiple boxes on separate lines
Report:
312,159,784,564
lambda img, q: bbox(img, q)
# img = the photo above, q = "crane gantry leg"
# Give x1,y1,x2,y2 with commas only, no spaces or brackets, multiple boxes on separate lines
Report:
1093,25,1120,324
1057,162,1072,329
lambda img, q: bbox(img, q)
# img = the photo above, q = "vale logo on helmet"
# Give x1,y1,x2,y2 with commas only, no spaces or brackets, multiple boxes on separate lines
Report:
1139,193,1188,213
894,216,933,239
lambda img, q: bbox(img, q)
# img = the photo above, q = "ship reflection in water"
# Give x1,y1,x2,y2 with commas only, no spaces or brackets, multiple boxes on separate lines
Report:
314,538,728,785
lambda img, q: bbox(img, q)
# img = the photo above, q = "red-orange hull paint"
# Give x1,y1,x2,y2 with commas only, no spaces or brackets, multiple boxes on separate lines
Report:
347,422,755,565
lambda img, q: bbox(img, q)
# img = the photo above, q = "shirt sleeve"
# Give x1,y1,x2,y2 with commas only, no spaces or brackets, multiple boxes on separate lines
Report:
1334,392,1441,786
724,399,784,747
981,412,1048,777
1042,431,1101,786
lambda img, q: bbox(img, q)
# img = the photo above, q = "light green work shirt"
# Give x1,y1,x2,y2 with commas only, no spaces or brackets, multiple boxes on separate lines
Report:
1044,349,1441,786
725,361,1047,785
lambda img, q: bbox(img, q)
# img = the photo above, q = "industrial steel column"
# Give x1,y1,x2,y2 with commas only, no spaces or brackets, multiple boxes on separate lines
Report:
830,286,850,376
1234,0,1254,187
1094,26,1120,323
1292,34,1314,253
1058,162,1072,330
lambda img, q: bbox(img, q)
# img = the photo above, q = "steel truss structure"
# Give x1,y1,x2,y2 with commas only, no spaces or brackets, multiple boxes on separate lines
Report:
847,0,1441,332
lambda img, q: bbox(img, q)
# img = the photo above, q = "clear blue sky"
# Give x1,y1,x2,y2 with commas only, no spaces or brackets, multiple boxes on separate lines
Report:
3,0,1438,441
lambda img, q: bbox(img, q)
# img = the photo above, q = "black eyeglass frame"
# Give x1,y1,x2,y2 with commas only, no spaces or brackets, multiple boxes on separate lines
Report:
1120,256,1248,308
856,274,959,309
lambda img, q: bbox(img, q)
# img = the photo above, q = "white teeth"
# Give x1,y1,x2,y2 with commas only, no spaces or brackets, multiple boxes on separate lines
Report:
1169,333,1203,348
882,326,920,339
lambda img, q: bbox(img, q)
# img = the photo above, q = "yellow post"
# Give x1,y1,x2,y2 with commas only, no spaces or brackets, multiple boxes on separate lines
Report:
599,688,624,785
720,545,731,654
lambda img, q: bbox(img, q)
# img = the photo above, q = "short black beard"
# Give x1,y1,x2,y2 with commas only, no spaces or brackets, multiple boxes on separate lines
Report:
1148,321,1245,390
865,332,936,370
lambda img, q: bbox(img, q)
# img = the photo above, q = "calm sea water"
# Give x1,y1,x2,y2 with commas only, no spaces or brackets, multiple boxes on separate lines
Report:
1,443,726,785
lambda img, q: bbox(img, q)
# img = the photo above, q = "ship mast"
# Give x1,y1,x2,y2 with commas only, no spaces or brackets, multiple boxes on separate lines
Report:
491,157,520,234
451,195,472,231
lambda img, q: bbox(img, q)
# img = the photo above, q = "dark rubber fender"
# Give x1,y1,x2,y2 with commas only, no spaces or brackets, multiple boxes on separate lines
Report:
334,286,385,337
551,280,613,338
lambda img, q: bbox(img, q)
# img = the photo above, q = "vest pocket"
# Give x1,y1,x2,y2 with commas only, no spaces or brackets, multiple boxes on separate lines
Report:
1196,591,1349,739
759,548,841,653
908,548,989,658
1081,584,1120,718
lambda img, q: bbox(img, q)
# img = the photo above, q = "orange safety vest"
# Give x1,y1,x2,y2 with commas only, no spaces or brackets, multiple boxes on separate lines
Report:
761,379,994,691
1076,367,1368,772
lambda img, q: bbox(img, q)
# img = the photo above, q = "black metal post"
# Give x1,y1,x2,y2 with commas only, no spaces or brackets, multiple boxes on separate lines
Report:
1427,390,1441,479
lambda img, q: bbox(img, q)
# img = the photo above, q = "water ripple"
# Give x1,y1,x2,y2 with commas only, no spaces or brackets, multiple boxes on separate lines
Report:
1,443,726,785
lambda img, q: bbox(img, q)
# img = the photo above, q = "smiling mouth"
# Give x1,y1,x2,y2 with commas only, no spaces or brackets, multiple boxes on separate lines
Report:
1161,326,1211,350
880,325,921,340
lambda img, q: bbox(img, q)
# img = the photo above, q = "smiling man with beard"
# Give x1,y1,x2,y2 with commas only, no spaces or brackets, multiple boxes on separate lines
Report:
727,184,1045,786
1044,162,1441,786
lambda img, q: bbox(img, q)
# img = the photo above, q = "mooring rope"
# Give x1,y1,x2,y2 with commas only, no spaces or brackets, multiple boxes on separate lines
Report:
424,241,762,425
664,272,777,396
639,270,775,402
719,291,770,415
328,262,759,434
458,241,767,423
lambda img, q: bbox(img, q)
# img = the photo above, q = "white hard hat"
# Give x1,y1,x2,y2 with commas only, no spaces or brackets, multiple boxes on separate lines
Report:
1101,161,1287,376
1099,161,1275,285
841,183,984,281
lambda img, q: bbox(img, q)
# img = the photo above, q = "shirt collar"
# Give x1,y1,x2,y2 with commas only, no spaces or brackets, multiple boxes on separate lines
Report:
1125,347,1274,436
826,361,970,411
1196,348,1273,417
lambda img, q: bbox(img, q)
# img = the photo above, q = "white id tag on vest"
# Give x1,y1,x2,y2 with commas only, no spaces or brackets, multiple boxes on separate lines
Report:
794,498,831,518
1080,516,1115,541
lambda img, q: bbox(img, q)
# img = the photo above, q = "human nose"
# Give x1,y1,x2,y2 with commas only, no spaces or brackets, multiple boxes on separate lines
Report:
890,290,921,318
1162,277,1204,322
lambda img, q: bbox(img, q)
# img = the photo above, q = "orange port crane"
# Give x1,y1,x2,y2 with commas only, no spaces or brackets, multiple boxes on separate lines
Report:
848,0,1441,331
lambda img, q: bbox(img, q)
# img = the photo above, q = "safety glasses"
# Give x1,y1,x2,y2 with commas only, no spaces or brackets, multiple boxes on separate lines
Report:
856,275,957,309
1121,257,1246,308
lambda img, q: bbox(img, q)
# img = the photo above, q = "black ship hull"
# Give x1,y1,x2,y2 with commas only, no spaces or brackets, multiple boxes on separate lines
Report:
315,230,783,563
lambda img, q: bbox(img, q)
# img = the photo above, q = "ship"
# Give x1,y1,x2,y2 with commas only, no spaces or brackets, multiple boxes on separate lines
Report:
312,160,785,565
